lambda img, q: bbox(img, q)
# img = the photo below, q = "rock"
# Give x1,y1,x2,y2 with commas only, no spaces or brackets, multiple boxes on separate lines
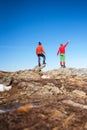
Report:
15,70,41,80
2,76,13,86
52,127,59,130
62,113,75,128
0,68,87,130
84,122,87,129
72,90,86,98
62,100,87,110
38,113,47,120
49,109,64,121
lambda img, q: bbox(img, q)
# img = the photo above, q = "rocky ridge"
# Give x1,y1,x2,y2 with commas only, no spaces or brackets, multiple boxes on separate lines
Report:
0,68,87,130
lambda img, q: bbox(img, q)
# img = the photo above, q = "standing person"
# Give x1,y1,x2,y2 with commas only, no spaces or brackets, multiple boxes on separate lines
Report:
57,40,70,68
36,42,46,66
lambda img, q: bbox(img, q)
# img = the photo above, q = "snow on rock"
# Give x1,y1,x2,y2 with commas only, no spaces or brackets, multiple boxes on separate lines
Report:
0,84,12,92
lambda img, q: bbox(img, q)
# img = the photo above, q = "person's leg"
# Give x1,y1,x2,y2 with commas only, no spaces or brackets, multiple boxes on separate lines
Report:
62,54,66,67
41,53,46,64
60,54,63,67
38,54,41,66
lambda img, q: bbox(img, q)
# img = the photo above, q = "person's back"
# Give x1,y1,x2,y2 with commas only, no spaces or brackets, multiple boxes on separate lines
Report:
36,44,44,55
36,42,46,66
59,45,65,54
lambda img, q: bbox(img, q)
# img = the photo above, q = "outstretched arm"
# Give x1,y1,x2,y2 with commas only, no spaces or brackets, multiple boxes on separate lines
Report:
64,40,70,47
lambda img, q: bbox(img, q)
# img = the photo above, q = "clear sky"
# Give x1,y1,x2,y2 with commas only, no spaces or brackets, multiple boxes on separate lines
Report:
0,0,87,72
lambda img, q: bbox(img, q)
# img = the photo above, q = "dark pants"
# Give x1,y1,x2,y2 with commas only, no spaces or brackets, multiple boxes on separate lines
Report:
37,53,46,66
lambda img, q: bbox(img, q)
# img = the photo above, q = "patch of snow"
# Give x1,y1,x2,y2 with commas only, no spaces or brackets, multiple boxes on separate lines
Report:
41,75,50,79
0,84,12,92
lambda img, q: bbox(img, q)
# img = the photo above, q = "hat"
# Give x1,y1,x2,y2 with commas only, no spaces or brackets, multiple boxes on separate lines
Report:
38,42,42,45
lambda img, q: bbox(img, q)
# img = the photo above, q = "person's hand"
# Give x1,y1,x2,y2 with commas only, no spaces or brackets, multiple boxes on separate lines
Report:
43,52,46,56
68,40,70,43
44,52,46,56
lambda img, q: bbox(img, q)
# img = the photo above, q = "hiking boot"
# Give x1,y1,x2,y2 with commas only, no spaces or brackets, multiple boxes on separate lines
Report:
61,65,63,67
39,63,41,67
43,62,46,65
63,65,66,68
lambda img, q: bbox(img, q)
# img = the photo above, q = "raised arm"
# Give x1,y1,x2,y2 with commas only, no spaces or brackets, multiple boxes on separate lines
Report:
64,40,70,47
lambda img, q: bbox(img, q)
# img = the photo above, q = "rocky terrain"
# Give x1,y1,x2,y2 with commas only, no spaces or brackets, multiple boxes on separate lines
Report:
0,68,87,130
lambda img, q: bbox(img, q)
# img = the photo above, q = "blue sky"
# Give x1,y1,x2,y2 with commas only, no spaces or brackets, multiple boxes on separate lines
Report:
0,0,87,71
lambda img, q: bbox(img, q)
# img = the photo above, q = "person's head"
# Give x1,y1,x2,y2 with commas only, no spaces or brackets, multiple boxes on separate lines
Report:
60,43,63,46
38,42,42,45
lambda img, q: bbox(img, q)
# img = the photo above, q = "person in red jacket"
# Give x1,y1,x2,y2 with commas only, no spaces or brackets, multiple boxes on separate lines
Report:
36,42,46,66
57,41,70,68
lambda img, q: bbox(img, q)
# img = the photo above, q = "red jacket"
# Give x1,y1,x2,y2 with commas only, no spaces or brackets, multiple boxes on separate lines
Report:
36,45,45,54
57,41,69,54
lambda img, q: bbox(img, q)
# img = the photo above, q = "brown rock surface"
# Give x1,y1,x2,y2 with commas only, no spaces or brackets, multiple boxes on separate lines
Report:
0,68,87,130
